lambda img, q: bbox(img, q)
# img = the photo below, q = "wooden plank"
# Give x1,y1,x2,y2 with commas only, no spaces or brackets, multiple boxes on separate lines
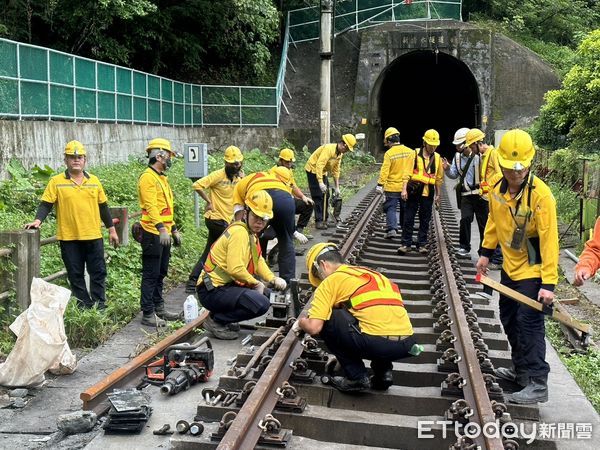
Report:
476,274,591,335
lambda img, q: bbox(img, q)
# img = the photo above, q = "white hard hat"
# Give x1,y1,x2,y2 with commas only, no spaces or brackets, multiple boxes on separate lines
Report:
452,128,470,145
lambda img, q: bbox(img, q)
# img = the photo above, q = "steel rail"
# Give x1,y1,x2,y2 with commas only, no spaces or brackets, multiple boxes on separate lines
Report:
80,310,209,415
217,191,384,450
433,207,504,450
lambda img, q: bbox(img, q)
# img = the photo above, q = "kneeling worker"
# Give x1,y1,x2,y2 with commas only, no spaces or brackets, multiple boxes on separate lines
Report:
294,243,421,392
197,190,287,340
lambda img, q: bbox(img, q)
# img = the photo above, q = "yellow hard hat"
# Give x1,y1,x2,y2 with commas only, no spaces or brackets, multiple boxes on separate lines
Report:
64,140,86,156
224,146,244,163
497,129,536,170
423,129,440,146
342,134,357,151
146,138,179,156
278,148,296,162
305,242,339,287
246,190,273,221
465,128,485,147
271,166,293,186
384,127,400,141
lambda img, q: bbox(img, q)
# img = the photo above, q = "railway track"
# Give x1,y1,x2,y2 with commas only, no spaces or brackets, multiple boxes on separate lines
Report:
168,185,550,450
83,183,551,449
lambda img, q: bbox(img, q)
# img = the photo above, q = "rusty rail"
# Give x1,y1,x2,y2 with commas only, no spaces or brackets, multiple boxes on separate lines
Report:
80,309,209,415
434,207,504,450
216,191,384,450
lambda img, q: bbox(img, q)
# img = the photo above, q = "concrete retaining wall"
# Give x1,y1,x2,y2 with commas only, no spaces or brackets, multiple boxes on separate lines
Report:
0,121,287,177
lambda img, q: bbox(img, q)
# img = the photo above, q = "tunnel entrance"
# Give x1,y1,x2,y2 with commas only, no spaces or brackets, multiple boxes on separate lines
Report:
375,50,480,160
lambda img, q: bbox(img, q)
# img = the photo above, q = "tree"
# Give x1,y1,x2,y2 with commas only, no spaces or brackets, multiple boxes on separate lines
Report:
533,30,600,154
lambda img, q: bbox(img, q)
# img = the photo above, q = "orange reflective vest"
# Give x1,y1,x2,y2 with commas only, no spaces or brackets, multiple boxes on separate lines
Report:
203,222,261,286
338,266,404,310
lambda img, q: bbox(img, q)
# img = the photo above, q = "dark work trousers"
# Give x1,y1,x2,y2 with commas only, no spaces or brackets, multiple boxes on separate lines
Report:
259,225,277,256
459,194,488,252
140,229,171,314
295,198,313,232
196,283,270,325
499,271,550,379
306,171,330,222
266,189,296,283
60,239,106,308
319,309,417,380
401,193,434,248
383,192,405,232
188,218,228,283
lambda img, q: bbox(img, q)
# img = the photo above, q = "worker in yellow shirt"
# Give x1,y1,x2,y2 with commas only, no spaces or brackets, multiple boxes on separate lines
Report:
305,134,356,229
185,146,244,293
234,169,296,284
476,129,558,404
197,190,287,340
376,127,415,239
271,148,314,240
137,138,182,327
25,140,119,309
292,243,420,393
398,129,444,254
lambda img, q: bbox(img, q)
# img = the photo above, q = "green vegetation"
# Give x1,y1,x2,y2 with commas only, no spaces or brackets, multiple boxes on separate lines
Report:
0,145,377,355
0,0,280,85
546,320,600,413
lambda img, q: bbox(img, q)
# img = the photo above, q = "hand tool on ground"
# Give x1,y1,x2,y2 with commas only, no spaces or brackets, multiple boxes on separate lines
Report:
143,336,214,395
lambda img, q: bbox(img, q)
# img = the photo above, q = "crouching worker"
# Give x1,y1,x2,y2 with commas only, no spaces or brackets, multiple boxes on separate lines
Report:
196,190,287,340
293,243,422,392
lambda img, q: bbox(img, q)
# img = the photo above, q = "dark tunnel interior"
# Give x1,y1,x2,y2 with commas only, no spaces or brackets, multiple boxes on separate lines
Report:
378,50,481,161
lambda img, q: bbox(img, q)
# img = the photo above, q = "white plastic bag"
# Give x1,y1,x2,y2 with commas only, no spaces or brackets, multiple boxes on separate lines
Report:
0,278,77,387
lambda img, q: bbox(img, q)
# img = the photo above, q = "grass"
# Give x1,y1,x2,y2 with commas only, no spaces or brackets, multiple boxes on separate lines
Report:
546,319,600,413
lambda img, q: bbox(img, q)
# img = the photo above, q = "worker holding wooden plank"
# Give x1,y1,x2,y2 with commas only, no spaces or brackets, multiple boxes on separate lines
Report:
476,129,558,405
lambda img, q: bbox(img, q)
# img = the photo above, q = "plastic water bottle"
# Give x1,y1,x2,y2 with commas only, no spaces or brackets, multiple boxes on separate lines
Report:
183,295,199,323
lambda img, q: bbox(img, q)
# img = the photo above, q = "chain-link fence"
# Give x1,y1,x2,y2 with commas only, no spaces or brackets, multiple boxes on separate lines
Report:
289,0,462,43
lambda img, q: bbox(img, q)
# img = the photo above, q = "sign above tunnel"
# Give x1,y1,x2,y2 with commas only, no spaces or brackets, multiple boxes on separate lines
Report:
391,31,449,49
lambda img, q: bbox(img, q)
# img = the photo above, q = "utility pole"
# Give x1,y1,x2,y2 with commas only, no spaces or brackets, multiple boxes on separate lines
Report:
320,0,333,145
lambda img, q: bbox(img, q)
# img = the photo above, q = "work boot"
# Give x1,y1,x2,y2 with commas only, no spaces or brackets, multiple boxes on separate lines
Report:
326,218,337,227
185,280,197,294
96,302,106,311
329,375,371,393
227,322,241,332
371,370,394,391
156,307,182,321
494,367,528,388
384,229,397,239
457,247,470,257
203,315,239,340
507,377,548,404
397,245,410,255
418,246,428,254
141,313,166,327
267,245,279,266
315,221,327,230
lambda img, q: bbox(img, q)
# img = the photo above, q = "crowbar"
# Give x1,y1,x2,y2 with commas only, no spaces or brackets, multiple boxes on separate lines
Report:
475,273,592,346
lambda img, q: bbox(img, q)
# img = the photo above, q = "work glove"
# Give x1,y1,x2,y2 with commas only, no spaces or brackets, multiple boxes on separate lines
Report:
159,228,172,247
271,277,287,291
172,230,182,247
291,319,304,338
375,185,384,194
301,195,314,205
293,230,309,244
334,187,341,196
253,281,266,295
319,182,327,193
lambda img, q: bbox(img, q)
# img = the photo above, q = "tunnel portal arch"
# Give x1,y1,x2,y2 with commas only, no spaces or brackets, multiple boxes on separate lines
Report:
372,50,481,160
